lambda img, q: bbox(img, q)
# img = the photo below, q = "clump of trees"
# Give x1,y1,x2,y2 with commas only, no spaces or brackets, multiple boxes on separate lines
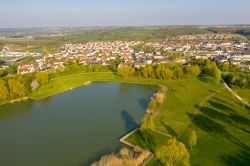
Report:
147,87,166,114
118,64,201,80
0,80,9,103
117,66,135,77
156,137,190,166
0,74,33,104
35,72,49,86
91,147,151,166
0,71,50,104
141,87,166,130
223,72,250,88
203,60,221,85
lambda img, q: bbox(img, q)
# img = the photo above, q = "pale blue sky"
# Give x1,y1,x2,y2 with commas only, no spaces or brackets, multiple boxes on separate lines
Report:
0,0,250,28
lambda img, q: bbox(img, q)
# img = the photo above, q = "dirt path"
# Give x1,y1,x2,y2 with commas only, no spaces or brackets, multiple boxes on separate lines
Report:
191,90,220,120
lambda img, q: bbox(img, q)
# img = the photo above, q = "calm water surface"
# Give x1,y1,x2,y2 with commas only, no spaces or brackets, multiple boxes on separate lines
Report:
0,82,157,166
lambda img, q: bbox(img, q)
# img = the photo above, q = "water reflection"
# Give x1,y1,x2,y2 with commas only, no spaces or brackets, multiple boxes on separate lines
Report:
121,110,139,131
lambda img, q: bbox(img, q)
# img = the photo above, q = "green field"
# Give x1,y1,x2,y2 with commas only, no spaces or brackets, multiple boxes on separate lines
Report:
0,28,159,52
0,36,65,53
29,72,250,166
66,28,156,42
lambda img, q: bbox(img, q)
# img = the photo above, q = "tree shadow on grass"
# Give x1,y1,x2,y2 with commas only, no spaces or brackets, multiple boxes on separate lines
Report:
211,96,227,104
208,100,236,113
228,113,250,126
208,89,220,94
136,129,155,152
160,121,179,138
195,104,250,134
195,104,231,124
121,110,139,132
188,113,226,134
188,113,250,151
221,150,250,166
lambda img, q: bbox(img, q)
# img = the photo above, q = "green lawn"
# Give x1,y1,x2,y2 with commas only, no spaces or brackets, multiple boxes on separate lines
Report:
184,87,250,166
30,72,250,166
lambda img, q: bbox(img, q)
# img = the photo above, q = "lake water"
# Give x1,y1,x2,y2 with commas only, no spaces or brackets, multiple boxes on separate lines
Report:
0,82,157,166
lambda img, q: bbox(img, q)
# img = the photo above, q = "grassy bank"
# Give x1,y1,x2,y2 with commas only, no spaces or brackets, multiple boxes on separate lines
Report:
29,72,250,166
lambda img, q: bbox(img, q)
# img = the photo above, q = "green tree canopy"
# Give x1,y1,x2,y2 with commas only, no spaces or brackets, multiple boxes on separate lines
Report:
8,79,27,99
156,138,190,166
35,72,49,86
0,80,9,103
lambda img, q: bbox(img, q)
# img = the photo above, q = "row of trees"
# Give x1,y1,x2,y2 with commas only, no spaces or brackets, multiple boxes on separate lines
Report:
0,72,48,104
118,64,201,80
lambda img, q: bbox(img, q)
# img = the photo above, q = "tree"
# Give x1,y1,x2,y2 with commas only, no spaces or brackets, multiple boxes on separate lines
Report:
0,80,9,103
142,65,154,78
156,138,190,166
141,115,155,130
30,80,40,91
156,65,164,79
210,63,221,85
188,130,197,150
213,68,221,85
35,72,49,86
118,66,135,78
0,69,7,77
6,64,18,74
221,62,229,71
203,60,212,75
185,65,201,78
174,66,184,80
163,68,174,80
8,79,27,99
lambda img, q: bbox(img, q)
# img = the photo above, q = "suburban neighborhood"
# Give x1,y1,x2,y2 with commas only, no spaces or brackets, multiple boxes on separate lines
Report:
0,33,249,74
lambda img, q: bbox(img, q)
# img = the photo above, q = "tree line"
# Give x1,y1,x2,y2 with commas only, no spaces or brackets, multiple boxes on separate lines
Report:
118,64,201,80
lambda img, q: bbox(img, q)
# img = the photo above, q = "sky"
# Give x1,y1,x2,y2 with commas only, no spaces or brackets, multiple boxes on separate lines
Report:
0,0,250,28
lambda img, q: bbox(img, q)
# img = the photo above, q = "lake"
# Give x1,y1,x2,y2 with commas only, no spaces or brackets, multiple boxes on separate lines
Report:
0,82,157,166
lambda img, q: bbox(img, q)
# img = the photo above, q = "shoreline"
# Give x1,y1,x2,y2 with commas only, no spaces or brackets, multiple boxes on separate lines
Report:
0,97,29,106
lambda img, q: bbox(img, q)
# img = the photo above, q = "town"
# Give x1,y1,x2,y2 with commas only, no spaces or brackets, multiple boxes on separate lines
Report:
0,33,250,75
